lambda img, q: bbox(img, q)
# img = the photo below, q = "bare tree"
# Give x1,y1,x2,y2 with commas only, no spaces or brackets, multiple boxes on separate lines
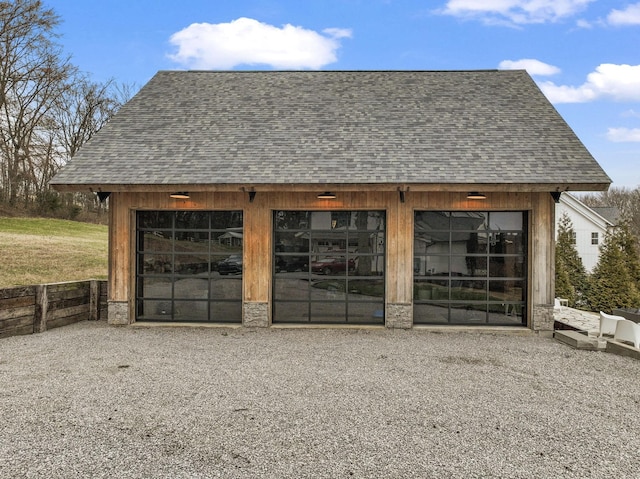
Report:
51,76,133,215
0,1,134,217
0,0,75,206
55,77,123,158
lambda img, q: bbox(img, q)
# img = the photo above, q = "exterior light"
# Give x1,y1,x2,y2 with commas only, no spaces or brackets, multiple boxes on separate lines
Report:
170,192,190,199
467,192,486,200
317,192,336,199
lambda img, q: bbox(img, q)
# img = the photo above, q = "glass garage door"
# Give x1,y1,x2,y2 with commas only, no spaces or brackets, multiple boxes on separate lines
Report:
136,211,243,322
414,211,527,326
273,210,385,324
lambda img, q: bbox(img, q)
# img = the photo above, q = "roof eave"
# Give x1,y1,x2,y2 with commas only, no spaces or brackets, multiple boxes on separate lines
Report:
50,181,611,194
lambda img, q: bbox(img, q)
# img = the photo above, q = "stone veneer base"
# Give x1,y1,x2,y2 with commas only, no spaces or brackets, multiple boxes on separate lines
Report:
244,302,269,328
386,303,413,329
105,299,543,332
108,301,130,325
533,304,554,331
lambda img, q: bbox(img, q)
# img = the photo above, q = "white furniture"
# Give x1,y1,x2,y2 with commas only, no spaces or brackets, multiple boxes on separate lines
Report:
554,298,568,311
614,319,640,349
599,311,625,337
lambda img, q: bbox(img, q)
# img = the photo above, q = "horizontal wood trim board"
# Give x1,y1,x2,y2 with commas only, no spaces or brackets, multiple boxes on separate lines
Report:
0,295,35,309
47,284,90,295
47,314,88,330
49,296,91,310
0,315,34,330
0,286,37,300
52,183,609,193
0,306,35,321
47,288,91,300
49,304,90,320
0,325,33,339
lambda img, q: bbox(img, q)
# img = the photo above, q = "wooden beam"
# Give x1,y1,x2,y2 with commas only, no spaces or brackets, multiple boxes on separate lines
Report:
51,182,611,194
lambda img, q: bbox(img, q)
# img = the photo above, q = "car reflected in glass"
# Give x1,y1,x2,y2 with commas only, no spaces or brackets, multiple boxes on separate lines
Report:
218,254,242,275
311,257,355,275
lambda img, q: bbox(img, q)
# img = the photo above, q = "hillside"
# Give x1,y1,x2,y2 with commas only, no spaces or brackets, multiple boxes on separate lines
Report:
0,218,108,288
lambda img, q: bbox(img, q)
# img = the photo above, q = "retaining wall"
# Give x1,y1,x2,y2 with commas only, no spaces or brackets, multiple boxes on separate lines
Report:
0,280,107,339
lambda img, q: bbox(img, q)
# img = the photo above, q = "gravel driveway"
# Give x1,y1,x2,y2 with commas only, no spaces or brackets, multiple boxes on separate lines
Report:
1,321,639,478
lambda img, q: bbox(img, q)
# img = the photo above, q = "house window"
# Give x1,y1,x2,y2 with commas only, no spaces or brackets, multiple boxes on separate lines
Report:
413,211,527,326
591,232,599,245
273,210,385,324
571,232,577,245
135,211,243,322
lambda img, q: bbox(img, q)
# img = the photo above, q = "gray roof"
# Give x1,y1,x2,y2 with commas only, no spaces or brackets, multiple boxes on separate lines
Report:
592,206,620,225
51,70,611,191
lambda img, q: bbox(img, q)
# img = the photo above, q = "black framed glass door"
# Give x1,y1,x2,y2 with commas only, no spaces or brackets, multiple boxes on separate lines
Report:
273,210,385,324
136,210,243,322
413,211,527,326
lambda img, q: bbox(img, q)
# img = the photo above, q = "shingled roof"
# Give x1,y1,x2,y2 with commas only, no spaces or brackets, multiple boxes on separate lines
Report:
51,70,610,192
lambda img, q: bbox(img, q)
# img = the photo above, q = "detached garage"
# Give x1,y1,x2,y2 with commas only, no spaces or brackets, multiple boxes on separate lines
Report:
50,70,610,331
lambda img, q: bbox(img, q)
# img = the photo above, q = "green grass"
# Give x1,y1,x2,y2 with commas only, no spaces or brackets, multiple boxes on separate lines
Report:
0,217,108,287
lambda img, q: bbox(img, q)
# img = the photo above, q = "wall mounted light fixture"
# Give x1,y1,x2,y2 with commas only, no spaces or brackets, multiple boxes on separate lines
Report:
317,192,337,199
467,192,486,200
170,192,190,199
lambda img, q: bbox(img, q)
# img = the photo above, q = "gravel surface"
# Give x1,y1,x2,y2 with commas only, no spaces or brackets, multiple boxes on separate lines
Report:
1,321,639,478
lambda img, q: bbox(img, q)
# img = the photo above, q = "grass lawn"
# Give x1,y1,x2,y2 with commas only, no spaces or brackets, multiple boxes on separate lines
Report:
0,217,108,287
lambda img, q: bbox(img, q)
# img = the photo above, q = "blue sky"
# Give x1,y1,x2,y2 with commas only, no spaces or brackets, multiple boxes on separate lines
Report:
52,0,640,188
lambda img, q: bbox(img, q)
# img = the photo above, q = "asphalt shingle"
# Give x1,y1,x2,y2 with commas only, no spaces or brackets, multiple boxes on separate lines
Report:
50,70,611,189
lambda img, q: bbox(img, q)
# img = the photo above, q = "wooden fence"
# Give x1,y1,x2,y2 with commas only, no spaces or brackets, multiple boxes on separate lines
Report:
0,280,107,339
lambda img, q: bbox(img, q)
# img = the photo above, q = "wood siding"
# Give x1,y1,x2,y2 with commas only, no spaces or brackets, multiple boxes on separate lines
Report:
109,190,554,328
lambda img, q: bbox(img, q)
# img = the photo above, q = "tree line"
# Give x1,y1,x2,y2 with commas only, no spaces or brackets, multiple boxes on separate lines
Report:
0,0,131,219
556,208,640,314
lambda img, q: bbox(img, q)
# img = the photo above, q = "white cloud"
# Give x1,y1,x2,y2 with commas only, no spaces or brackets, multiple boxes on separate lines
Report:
168,17,352,70
576,18,592,28
538,80,597,103
538,64,640,103
621,109,640,119
322,28,353,39
439,0,595,25
498,59,560,76
606,128,640,142
607,3,640,25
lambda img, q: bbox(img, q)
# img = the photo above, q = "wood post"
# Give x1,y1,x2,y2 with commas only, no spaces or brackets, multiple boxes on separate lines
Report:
34,284,49,333
89,280,100,321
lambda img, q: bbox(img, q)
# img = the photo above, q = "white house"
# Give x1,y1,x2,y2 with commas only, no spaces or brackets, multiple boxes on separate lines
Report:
556,193,618,272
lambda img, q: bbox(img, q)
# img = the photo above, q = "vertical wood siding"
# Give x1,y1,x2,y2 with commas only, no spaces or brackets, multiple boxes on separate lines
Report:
109,190,553,328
